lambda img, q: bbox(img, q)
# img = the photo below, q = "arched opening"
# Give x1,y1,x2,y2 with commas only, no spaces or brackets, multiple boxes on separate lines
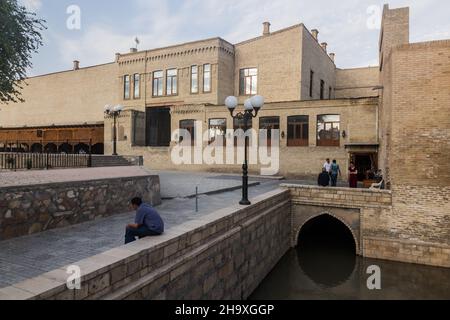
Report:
296,214,356,288
74,143,89,154
58,143,73,154
44,143,58,154
31,143,43,153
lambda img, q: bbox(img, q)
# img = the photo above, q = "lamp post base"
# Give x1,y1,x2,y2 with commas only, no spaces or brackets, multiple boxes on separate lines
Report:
239,199,251,206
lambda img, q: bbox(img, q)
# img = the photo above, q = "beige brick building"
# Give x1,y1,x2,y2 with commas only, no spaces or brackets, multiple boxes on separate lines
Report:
0,4,449,267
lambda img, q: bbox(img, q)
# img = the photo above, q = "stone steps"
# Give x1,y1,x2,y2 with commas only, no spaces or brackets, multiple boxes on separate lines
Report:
91,156,133,168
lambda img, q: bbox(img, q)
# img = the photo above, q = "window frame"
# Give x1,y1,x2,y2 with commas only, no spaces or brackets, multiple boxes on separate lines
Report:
320,80,325,100
208,118,227,145
259,116,280,147
309,70,314,98
152,70,164,97
317,114,341,147
166,68,178,96
239,67,258,96
123,75,130,100
133,73,140,99
191,65,199,94
203,64,212,93
179,119,196,146
287,115,309,147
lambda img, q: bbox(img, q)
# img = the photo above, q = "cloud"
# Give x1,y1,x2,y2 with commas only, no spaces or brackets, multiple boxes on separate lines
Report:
39,0,450,74
20,0,42,12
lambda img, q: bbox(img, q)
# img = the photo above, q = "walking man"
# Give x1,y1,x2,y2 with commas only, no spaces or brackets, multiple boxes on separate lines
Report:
125,197,164,244
330,159,342,187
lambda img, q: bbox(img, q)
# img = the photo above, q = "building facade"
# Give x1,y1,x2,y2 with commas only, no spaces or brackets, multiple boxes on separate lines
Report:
0,4,449,267
102,22,379,179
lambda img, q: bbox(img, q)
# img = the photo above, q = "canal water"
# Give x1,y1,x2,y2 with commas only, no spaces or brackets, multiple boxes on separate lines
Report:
250,215,450,300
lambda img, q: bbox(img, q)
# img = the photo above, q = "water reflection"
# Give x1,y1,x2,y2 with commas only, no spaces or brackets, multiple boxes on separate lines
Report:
250,215,450,300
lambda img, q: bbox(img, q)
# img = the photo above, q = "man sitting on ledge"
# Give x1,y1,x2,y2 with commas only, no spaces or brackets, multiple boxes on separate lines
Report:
125,197,164,244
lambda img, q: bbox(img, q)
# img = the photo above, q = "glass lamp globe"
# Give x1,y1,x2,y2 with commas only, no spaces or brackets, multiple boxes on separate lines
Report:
114,105,124,112
225,96,238,111
251,95,264,111
244,99,253,111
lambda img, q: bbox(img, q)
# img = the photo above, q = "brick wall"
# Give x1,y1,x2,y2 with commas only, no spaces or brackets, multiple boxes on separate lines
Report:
107,98,378,179
0,63,118,128
300,27,336,100
335,67,380,99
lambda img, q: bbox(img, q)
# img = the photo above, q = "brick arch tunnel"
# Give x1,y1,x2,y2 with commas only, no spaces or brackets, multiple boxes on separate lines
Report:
295,214,358,288
297,214,357,254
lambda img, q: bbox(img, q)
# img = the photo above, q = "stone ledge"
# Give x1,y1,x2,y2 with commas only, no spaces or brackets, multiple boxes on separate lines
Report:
280,183,392,195
363,236,450,250
291,199,392,210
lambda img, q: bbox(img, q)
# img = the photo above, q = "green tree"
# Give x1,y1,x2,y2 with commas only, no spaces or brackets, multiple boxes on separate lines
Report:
0,0,46,103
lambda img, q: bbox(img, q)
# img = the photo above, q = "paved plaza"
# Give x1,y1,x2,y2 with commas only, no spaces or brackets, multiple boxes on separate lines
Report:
0,167,349,288
0,169,281,288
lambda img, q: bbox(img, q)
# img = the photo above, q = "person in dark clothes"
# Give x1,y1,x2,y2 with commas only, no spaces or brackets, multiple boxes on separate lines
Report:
318,168,331,187
330,159,342,187
125,197,164,244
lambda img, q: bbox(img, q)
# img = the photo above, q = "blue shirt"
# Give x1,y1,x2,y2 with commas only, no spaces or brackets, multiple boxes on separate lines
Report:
135,203,164,234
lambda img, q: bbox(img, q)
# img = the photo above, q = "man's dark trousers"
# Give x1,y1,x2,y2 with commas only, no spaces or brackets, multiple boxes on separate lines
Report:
331,173,338,187
125,226,161,244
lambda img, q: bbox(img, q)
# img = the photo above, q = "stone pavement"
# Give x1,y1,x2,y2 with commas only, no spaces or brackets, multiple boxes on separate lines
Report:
0,177,280,288
0,168,348,288
144,170,265,199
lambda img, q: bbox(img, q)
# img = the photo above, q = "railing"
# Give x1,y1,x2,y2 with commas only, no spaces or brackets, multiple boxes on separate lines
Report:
0,152,91,171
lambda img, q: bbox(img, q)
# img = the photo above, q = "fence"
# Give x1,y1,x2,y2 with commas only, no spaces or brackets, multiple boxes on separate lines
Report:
0,152,91,171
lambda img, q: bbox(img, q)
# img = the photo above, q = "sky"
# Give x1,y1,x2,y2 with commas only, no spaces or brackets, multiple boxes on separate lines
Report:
19,0,450,76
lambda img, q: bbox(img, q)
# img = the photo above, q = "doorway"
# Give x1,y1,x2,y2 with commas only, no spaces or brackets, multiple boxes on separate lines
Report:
145,107,171,147
351,153,377,181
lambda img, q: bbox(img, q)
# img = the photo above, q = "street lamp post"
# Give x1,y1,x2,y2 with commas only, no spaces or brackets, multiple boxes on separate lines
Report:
104,104,124,156
225,95,264,206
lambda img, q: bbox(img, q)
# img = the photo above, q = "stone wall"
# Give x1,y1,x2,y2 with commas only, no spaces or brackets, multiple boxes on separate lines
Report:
0,189,291,300
285,184,392,255
0,175,161,241
284,184,450,268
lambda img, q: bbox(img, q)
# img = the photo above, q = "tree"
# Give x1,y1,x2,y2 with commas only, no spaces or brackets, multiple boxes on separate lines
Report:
0,0,46,103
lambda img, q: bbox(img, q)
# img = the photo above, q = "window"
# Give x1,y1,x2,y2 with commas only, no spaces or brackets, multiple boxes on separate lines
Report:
234,117,253,146
166,69,178,96
191,66,198,94
317,115,340,147
209,119,227,144
329,87,332,100
124,75,130,99
259,117,280,147
152,71,163,97
239,68,258,95
145,107,171,147
133,74,140,99
320,80,325,100
288,116,309,147
179,119,195,145
309,70,314,98
203,64,211,92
